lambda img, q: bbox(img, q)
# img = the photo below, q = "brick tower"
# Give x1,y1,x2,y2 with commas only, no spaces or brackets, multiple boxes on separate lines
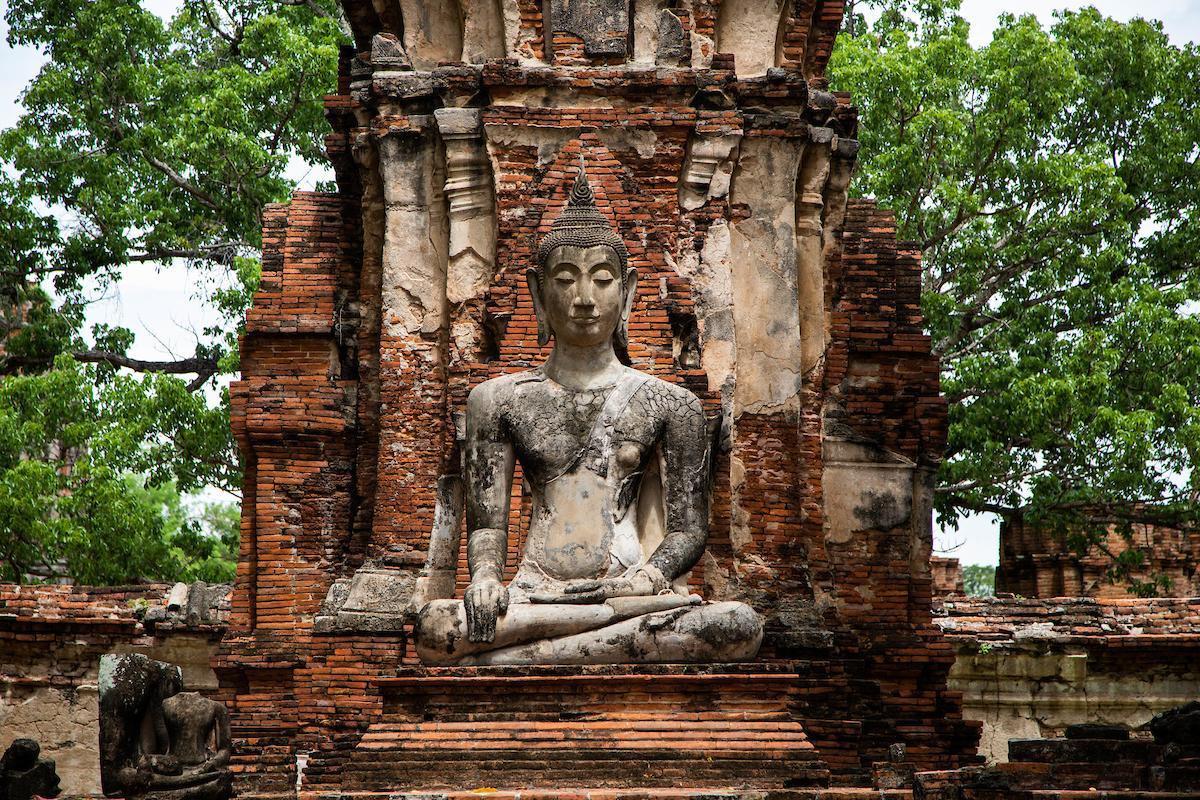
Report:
217,1,981,796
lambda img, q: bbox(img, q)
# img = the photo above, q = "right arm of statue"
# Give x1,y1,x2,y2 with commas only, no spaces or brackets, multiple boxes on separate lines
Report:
463,382,515,643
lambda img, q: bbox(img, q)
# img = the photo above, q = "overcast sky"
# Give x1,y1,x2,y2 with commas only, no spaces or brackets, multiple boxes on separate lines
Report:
2,1,1198,564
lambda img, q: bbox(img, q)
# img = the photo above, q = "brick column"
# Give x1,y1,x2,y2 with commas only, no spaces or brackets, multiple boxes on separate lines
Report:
371,118,451,561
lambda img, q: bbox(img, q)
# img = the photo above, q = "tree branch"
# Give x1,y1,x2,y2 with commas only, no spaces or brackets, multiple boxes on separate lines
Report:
144,154,222,212
72,350,221,389
0,349,224,390
126,242,247,264
275,0,332,17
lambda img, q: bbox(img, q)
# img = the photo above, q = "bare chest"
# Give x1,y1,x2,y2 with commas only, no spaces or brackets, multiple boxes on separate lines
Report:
503,382,663,483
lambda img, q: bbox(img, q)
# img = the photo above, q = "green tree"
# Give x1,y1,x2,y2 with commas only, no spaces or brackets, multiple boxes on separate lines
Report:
961,564,995,597
0,0,343,582
830,2,1200,579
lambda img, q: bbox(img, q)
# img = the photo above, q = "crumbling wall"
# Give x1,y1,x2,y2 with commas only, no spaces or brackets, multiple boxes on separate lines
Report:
0,584,229,796
936,596,1200,762
999,514,1200,599
220,0,984,794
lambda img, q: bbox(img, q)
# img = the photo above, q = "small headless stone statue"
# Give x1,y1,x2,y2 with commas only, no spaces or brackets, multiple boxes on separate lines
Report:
415,163,763,665
0,739,60,800
99,654,232,800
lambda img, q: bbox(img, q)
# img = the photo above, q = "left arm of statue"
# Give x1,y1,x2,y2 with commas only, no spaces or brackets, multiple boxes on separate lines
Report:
646,388,710,584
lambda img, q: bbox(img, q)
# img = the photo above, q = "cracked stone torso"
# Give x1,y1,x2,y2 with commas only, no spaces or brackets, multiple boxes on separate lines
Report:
473,366,706,598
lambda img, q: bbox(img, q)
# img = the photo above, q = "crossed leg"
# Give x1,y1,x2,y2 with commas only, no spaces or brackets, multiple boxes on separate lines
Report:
415,598,762,666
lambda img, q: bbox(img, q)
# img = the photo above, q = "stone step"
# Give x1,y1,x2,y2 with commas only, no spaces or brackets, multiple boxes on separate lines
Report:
314,668,832,795
993,761,1153,791
1008,739,1162,764
338,750,831,791
305,789,913,800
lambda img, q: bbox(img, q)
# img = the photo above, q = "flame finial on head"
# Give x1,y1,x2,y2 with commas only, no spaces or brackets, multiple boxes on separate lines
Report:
536,156,629,278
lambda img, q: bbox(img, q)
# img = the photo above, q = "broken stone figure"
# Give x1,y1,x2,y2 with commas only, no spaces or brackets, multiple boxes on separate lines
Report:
416,163,763,664
99,654,232,800
0,739,60,800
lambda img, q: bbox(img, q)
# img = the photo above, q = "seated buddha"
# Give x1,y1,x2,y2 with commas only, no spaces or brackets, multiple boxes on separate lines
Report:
100,656,232,800
415,163,763,665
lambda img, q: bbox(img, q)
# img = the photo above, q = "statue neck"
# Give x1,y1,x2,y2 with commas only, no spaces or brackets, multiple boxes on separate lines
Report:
543,340,624,391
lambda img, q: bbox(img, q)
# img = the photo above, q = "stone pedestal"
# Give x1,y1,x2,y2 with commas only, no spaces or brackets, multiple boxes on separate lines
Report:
319,665,828,795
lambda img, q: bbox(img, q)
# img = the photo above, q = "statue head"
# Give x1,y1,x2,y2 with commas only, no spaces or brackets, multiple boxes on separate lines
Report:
528,160,636,349
154,665,183,701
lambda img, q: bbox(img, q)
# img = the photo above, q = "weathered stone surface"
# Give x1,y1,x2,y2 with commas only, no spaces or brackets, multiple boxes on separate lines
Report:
0,584,227,796
655,10,689,66
414,165,762,665
1007,737,1159,764
99,654,231,800
714,0,788,77
370,32,410,70
550,0,629,58
315,561,417,632
0,740,60,800
937,596,1200,762
1150,701,1200,746
1065,722,1131,740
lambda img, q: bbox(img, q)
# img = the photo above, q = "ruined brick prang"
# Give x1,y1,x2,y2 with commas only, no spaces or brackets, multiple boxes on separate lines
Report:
999,513,1200,598
0,584,229,797
936,595,1200,762
222,0,981,795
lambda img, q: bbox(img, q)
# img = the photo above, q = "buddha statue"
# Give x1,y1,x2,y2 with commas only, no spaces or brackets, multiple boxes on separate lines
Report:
415,163,763,665
99,655,232,800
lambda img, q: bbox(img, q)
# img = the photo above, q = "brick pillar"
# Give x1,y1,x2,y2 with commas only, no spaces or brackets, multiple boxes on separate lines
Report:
371,119,451,561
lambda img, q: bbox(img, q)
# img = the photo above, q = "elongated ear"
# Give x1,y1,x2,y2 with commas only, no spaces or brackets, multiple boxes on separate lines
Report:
615,267,638,350
526,268,551,347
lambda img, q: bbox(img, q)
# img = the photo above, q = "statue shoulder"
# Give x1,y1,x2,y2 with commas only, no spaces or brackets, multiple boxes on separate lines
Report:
467,370,539,413
633,373,704,420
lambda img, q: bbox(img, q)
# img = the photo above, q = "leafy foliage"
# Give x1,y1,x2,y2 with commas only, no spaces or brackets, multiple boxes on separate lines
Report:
961,564,995,597
0,0,342,583
831,1,1200,576
0,356,240,582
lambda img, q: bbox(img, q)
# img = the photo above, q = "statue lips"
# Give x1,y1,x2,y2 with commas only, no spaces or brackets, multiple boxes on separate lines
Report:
568,314,602,329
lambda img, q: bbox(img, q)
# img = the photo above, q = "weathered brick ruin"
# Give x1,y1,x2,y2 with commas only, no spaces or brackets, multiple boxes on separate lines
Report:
6,584,1199,797
998,514,1200,599
931,556,965,596
936,595,1200,763
5,3,1200,800
219,0,982,795
0,584,228,796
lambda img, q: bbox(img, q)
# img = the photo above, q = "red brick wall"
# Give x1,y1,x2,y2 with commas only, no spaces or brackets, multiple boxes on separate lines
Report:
999,514,1200,598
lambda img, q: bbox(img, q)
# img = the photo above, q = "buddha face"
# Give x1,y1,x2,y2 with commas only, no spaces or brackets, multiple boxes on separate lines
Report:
533,245,635,348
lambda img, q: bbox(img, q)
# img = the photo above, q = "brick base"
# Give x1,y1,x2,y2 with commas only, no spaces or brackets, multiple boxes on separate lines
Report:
914,731,1200,800
336,791,914,800
317,664,829,794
